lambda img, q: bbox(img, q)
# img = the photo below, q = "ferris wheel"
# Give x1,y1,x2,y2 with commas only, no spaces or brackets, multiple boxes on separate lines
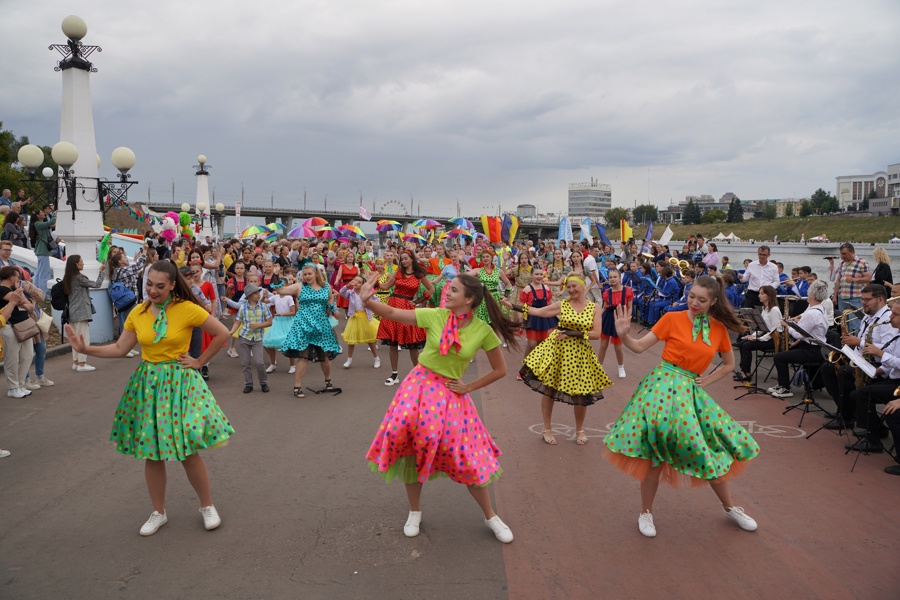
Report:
378,199,408,215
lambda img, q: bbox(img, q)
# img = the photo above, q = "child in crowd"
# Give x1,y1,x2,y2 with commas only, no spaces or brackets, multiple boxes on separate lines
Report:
340,276,381,369
230,284,272,393
598,268,633,378
263,281,297,375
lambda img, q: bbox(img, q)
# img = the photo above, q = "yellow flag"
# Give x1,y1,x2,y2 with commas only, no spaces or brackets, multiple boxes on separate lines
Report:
620,219,633,242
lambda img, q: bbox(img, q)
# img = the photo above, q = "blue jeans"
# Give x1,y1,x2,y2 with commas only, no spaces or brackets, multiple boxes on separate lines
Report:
117,304,135,337
35,255,51,294
27,337,47,380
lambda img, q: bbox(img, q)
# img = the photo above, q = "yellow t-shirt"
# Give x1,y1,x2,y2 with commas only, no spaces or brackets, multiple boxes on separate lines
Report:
223,254,234,270
125,300,210,363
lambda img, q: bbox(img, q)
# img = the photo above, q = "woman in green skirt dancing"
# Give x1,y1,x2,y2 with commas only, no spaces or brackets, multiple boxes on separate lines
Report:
66,260,233,537
604,276,760,538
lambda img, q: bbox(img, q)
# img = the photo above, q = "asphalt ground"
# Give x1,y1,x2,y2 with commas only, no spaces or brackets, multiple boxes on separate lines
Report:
2,334,899,599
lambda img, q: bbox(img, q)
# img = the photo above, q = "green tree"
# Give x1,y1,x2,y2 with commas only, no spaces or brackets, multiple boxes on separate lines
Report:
604,207,629,228
809,188,839,214
632,204,658,224
761,203,777,220
701,208,726,224
784,203,794,217
726,197,744,223
799,200,812,217
682,199,702,225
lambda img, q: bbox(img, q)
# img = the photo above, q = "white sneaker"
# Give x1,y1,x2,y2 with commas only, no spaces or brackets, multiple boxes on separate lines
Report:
72,364,77,371
0,449,10,458
766,385,779,394
770,386,793,398
24,380,41,391
385,374,400,386
485,515,514,543
288,365,296,374
18,388,32,397
723,506,757,531
373,357,381,369
76,365,96,372
638,511,656,537
126,350,138,358
266,364,277,373
6,389,26,399
140,511,168,536
36,376,55,387
618,365,626,379
200,505,221,531
343,358,353,369
403,511,422,537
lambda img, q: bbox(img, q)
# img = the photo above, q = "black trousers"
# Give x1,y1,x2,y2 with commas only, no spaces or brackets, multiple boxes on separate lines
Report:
737,338,774,375
742,289,762,309
821,363,856,421
773,343,822,388
852,378,900,436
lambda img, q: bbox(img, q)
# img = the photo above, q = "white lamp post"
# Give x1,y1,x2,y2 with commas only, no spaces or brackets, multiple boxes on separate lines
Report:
194,154,212,239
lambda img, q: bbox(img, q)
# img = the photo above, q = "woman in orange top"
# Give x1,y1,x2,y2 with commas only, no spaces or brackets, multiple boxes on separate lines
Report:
604,276,761,538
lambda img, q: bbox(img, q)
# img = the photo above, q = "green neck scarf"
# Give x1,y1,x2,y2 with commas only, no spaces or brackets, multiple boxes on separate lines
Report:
691,313,711,346
152,296,172,343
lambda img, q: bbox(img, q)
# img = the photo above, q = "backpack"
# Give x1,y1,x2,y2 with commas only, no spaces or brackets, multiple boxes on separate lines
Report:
50,279,68,311
108,281,137,312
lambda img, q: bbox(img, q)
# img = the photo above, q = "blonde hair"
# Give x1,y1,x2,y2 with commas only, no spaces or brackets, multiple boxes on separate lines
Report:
874,247,890,266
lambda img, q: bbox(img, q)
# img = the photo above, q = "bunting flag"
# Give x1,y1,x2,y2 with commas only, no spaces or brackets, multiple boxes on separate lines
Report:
620,219,633,242
557,217,573,243
359,206,371,221
595,222,611,247
640,221,654,254
579,217,593,244
480,215,502,243
501,214,519,243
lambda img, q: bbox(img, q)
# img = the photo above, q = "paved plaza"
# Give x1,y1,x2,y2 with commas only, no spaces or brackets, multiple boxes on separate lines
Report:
1,340,898,599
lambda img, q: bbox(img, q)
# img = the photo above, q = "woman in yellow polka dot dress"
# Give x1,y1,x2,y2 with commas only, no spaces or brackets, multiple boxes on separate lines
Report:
504,274,612,445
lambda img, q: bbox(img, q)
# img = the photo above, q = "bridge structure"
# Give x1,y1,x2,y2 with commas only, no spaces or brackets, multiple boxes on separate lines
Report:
142,202,574,241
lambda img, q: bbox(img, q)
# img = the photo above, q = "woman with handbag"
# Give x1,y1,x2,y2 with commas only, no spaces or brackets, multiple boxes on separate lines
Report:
0,267,37,398
62,254,106,372
29,207,57,294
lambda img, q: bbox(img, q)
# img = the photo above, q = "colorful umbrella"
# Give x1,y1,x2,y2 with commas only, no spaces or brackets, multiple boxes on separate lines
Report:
402,233,426,244
448,217,473,230
267,222,287,231
316,226,340,239
376,220,402,232
265,231,279,242
302,217,329,228
338,224,366,238
287,226,319,239
446,228,473,239
412,218,441,229
241,225,270,238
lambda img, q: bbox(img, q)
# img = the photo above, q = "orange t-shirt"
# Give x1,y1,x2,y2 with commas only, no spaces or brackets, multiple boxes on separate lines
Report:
651,311,732,375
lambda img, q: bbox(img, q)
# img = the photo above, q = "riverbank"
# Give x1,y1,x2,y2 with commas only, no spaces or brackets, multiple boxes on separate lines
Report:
627,214,900,244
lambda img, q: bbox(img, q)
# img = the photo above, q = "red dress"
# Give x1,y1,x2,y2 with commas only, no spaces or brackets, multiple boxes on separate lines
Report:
198,281,217,352
376,271,427,348
335,264,359,309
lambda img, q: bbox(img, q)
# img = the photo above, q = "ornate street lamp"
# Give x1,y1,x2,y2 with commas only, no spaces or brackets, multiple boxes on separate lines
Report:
16,144,57,210
100,146,138,215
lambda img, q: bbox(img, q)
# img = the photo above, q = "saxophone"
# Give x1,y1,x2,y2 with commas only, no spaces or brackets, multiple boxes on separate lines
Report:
828,308,861,365
779,294,791,352
856,321,890,388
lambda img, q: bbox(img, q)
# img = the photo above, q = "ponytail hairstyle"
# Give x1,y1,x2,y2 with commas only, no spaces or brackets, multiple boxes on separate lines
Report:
399,249,428,280
694,275,745,333
454,273,522,349
137,259,202,315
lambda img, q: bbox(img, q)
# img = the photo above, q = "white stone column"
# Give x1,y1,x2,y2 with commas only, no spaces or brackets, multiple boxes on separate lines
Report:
195,155,212,239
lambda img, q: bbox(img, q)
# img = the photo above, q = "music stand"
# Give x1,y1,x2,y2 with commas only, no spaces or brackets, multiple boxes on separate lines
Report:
733,307,773,400
781,320,839,426
806,343,877,440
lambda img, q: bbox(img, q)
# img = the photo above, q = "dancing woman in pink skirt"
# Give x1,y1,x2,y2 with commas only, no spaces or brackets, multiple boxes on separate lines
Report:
359,272,521,543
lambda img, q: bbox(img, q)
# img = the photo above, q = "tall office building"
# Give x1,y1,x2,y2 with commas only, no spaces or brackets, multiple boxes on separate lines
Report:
568,178,612,220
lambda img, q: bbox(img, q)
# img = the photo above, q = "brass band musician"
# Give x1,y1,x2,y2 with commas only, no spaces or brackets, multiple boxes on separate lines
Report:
768,280,829,399
820,284,891,430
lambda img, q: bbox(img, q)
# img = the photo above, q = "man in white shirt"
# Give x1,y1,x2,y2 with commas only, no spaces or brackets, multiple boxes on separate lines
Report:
582,245,602,302
848,299,900,457
740,245,780,308
820,284,892,429
769,280,830,398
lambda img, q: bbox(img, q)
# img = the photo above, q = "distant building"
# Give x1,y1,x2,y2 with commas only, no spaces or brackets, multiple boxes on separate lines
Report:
835,170,889,209
568,178,611,221
869,162,900,215
517,203,537,218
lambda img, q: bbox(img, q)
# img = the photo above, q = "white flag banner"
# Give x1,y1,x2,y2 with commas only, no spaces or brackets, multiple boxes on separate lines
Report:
659,225,674,246
579,217,593,244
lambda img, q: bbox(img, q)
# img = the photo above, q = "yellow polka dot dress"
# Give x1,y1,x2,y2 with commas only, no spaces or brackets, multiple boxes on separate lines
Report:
520,300,612,406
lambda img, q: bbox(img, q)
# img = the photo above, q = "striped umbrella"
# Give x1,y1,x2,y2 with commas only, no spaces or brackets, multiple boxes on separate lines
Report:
448,217,474,230
287,226,318,239
402,233,426,244
267,222,287,231
240,225,270,239
338,224,367,239
412,218,441,229
316,226,340,239
446,228,474,239
302,217,329,228
376,220,402,232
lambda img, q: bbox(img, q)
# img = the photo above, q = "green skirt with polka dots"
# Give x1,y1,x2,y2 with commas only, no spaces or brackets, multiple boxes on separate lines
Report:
110,361,234,461
603,362,759,487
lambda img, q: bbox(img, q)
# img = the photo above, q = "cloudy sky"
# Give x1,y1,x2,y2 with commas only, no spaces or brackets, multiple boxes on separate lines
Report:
4,0,899,221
